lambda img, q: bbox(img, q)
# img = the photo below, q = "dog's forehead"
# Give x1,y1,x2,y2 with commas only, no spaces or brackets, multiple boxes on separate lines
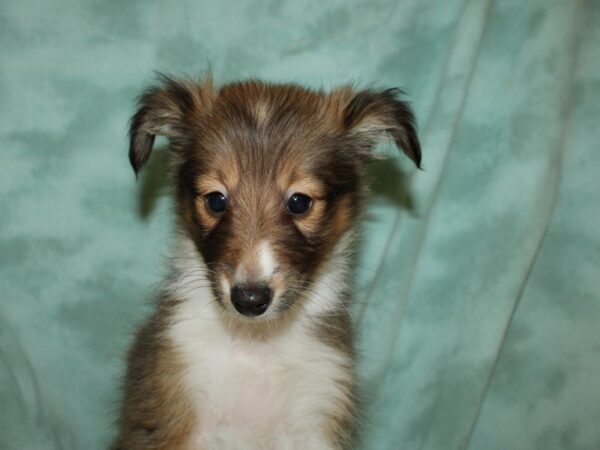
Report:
195,149,325,198
205,82,346,147
194,83,342,189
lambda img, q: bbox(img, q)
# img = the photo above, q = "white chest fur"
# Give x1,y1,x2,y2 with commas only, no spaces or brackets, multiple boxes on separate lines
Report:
166,241,352,450
169,300,349,450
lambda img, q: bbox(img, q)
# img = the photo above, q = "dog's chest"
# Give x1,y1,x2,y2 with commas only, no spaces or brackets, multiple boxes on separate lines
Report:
169,311,348,450
194,341,294,428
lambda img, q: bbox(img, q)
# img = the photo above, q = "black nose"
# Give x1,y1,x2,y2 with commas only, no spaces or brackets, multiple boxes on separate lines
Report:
230,284,272,317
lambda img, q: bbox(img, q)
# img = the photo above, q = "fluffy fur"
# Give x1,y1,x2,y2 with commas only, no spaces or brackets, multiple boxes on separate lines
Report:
113,76,421,450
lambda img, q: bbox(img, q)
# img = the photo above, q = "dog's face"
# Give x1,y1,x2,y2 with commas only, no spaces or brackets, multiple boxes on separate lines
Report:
129,77,420,320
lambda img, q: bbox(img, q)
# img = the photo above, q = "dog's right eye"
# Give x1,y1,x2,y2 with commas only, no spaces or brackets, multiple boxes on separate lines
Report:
287,193,312,215
205,192,227,214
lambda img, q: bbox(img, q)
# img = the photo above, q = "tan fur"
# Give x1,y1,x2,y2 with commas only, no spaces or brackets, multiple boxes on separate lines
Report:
113,303,197,450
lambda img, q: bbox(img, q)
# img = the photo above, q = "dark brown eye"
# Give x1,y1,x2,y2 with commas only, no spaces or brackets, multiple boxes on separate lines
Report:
287,193,312,215
205,192,227,214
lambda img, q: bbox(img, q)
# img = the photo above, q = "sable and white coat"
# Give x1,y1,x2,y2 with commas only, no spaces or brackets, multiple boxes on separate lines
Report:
113,77,421,450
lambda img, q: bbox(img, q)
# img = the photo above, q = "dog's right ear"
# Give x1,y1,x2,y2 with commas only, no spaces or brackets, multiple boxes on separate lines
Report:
129,75,213,175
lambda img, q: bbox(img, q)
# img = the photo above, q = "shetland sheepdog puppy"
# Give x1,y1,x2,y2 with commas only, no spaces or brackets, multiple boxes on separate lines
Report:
113,76,421,450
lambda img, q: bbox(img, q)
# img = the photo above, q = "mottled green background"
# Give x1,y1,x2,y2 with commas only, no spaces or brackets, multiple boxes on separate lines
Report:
1,0,599,449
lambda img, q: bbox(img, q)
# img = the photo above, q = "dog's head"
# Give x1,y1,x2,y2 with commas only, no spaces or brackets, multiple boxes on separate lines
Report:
129,76,421,320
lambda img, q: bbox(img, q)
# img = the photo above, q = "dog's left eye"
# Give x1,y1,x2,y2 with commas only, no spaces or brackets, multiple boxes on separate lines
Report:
287,193,312,215
205,192,227,214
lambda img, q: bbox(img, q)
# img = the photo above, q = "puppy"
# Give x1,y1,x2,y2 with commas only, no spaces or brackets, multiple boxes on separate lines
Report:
113,76,421,450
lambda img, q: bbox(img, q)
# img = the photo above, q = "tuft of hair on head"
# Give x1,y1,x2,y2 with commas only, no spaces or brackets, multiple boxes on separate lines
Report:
128,73,214,176
339,87,422,169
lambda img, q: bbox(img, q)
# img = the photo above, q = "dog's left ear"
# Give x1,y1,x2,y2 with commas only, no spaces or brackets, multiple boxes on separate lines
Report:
342,88,422,168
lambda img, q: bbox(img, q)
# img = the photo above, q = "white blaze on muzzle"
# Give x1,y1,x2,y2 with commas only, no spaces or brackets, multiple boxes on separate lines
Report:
234,240,277,284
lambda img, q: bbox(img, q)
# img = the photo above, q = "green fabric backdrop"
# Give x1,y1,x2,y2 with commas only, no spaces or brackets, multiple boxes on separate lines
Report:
1,0,599,449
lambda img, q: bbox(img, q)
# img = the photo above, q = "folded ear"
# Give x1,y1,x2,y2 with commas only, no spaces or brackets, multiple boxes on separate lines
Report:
128,75,213,175
342,88,422,168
